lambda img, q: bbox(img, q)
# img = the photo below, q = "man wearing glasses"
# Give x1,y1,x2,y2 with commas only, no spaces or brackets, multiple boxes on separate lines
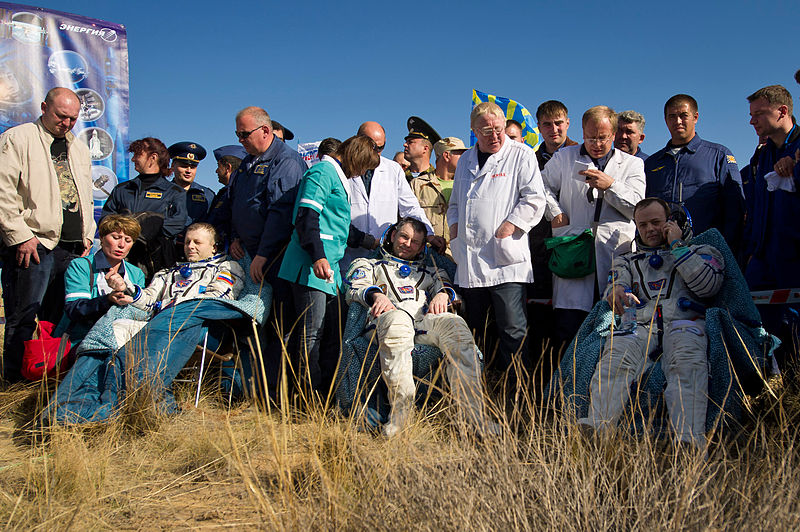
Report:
644,94,744,255
541,105,645,346
228,106,305,283
447,102,546,380
227,106,306,396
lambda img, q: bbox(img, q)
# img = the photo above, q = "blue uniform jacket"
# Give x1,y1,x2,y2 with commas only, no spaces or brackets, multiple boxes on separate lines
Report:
102,175,187,238
744,124,800,290
204,185,231,243
227,139,305,268
184,182,216,226
645,134,744,252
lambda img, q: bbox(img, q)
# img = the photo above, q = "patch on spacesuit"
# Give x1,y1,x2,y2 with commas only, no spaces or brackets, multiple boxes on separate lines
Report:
699,253,723,269
648,279,666,291
398,285,414,294
350,268,366,280
145,191,163,199
607,270,619,284
217,273,234,286
198,286,206,293
175,279,191,288
378,284,386,293
726,155,736,164
254,164,269,174
631,282,639,296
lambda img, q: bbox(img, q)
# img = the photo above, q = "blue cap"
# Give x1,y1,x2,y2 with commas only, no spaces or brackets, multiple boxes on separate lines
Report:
213,144,247,161
168,141,207,166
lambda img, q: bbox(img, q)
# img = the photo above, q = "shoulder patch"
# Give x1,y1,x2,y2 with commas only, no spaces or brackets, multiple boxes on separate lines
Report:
145,191,163,199
350,268,366,280
726,154,736,164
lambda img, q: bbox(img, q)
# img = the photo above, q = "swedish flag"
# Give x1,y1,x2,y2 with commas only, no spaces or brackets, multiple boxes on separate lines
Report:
471,89,540,149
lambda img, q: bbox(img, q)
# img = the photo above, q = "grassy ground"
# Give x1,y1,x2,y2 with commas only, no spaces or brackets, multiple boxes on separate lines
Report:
1,359,800,531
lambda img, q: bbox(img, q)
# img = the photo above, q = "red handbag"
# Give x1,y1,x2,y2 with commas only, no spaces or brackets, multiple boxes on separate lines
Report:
21,320,73,381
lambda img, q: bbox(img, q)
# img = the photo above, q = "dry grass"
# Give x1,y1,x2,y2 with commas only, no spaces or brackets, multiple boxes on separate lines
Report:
0,358,799,531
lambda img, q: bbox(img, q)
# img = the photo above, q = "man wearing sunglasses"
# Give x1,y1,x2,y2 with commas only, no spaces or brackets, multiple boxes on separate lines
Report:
226,106,306,396
541,105,645,346
228,106,305,284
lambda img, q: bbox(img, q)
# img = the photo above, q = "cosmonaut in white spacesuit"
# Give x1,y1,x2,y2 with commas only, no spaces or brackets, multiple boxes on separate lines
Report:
345,217,498,437
579,198,725,448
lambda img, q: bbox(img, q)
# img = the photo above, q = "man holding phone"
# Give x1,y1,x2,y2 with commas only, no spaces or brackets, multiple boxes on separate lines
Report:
541,106,646,344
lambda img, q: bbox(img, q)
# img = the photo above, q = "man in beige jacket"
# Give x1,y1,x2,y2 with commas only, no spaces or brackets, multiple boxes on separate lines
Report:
0,87,95,382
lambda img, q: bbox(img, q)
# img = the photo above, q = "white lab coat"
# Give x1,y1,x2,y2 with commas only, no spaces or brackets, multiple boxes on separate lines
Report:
447,136,546,288
341,156,433,270
542,145,645,311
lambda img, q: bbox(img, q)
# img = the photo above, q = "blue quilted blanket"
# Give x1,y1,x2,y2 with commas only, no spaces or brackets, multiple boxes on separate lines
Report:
77,254,271,354
547,229,779,434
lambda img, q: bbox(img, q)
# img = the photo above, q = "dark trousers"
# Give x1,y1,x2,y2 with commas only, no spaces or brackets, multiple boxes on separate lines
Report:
554,308,589,348
256,275,296,400
461,282,529,373
2,243,79,382
291,284,332,392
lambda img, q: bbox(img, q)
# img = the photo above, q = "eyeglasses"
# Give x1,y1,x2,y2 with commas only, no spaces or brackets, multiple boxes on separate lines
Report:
584,136,613,145
235,125,264,140
374,144,385,152
475,126,504,137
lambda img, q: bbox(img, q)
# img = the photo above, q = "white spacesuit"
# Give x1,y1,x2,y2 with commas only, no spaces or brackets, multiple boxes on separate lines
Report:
346,246,496,437
580,237,725,447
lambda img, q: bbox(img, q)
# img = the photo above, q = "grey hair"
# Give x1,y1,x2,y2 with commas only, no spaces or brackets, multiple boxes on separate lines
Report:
235,106,272,128
617,110,645,131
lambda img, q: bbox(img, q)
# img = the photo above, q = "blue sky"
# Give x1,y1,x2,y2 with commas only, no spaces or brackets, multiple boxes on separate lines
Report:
28,0,800,190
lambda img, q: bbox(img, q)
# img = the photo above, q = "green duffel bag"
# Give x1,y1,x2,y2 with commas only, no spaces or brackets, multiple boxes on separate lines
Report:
544,229,595,278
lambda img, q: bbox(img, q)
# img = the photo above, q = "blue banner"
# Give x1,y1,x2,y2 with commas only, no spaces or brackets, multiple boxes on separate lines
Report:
0,2,129,221
471,89,540,149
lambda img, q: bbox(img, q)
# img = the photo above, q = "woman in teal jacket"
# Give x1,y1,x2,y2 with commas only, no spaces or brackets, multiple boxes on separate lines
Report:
279,135,379,392
54,214,146,346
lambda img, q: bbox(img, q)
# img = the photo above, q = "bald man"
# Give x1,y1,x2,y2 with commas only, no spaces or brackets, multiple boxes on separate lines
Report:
0,87,95,382
342,121,438,270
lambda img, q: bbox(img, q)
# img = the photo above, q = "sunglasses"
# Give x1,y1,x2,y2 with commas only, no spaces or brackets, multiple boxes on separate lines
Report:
235,125,264,140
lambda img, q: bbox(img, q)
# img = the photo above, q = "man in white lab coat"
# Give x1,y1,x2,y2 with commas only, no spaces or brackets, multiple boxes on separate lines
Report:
340,121,438,272
447,102,546,375
542,105,645,345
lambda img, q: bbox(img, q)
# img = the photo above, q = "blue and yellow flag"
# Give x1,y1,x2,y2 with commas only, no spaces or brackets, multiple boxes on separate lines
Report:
471,89,540,149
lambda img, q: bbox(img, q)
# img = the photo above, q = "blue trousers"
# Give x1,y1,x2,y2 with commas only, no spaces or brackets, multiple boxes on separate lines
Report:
45,299,248,424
